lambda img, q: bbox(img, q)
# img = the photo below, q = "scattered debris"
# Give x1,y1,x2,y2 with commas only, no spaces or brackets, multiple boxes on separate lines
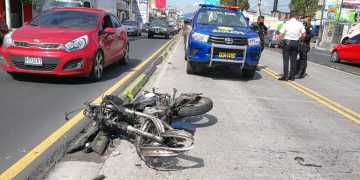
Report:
18,148,26,153
135,163,142,167
112,151,121,157
93,174,106,180
294,157,322,168
5,155,11,160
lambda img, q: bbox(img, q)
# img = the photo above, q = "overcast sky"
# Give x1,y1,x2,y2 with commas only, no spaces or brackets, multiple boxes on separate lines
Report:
167,0,291,14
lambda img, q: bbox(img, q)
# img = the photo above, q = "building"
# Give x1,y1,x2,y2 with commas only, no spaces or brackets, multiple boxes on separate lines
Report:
0,0,33,29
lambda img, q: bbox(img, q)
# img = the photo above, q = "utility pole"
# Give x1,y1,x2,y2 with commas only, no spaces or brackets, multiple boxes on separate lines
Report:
5,0,11,29
317,0,326,47
256,0,261,17
338,0,344,22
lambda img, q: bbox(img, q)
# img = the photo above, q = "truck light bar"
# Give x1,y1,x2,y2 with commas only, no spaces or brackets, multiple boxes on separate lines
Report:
199,4,240,11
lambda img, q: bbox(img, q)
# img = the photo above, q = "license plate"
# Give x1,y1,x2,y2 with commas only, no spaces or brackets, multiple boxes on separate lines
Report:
218,52,236,59
24,57,43,66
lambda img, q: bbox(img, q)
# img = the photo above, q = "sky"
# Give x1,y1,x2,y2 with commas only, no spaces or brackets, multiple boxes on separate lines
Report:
167,0,291,14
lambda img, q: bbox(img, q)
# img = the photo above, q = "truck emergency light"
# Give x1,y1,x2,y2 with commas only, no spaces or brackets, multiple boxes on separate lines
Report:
199,4,241,11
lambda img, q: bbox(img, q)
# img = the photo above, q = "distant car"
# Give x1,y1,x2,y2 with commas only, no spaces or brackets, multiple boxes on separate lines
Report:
123,20,141,36
0,7,129,81
265,30,280,48
148,21,170,39
142,23,150,32
167,24,178,35
0,20,9,45
332,34,360,64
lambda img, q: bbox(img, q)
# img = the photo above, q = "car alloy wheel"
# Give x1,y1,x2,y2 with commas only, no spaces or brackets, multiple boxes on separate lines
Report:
331,52,340,63
90,51,104,81
120,43,129,65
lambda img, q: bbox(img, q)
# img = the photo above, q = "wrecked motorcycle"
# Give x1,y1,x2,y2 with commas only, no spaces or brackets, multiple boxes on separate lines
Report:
130,88,213,126
67,95,194,160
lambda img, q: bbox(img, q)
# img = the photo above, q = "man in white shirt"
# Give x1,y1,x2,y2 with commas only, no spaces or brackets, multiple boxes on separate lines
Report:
275,12,306,81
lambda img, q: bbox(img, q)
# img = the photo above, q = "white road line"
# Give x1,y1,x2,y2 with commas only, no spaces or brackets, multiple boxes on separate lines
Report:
312,52,331,56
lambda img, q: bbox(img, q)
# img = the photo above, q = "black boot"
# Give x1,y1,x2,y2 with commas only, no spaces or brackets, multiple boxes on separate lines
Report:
278,76,288,81
295,70,304,79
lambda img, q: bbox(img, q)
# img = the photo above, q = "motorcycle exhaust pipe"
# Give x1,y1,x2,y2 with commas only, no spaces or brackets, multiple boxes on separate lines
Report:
114,122,164,142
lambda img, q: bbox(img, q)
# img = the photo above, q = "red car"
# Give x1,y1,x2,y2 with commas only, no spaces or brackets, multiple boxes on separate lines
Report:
0,7,129,81
332,34,360,64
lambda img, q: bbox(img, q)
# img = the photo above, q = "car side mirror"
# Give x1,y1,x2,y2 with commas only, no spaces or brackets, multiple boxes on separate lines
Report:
104,27,116,34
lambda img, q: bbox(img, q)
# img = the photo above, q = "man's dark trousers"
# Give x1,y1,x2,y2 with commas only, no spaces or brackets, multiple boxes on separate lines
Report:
298,43,310,76
282,40,299,79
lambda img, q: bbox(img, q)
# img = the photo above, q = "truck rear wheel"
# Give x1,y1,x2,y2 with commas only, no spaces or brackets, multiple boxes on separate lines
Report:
186,61,196,74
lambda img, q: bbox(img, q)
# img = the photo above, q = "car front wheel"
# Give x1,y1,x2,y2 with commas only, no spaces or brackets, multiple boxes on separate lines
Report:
331,51,340,63
89,51,104,81
120,43,129,65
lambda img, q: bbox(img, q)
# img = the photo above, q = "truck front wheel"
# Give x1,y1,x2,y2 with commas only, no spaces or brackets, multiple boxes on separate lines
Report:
186,61,196,74
242,68,256,79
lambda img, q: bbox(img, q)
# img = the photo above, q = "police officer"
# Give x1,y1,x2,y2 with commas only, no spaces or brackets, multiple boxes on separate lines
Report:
275,12,305,81
251,16,268,52
296,16,314,79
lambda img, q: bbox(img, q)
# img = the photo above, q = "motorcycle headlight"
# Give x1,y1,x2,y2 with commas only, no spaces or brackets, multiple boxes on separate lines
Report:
248,37,261,46
192,32,209,43
62,35,88,52
3,32,14,48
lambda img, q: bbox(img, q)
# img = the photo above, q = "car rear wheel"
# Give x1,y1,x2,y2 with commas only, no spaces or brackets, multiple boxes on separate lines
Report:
331,51,340,63
120,43,129,65
89,51,104,81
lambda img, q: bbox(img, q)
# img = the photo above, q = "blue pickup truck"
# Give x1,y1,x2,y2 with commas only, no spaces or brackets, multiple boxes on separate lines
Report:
185,4,261,78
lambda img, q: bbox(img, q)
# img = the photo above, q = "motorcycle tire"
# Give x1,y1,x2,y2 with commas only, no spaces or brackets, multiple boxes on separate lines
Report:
177,97,213,117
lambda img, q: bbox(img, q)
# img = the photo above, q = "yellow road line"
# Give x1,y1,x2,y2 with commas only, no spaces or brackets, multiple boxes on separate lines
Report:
263,67,360,119
261,67,360,125
0,34,179,180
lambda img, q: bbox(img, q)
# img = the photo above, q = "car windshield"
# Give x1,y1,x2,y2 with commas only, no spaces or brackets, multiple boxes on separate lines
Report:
123,21,137,26
151,22,167,28
29,10,99,29
197,10,248,28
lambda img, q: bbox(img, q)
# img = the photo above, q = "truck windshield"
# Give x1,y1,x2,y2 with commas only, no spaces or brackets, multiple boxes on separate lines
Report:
197,10,248,28
29,10,99,30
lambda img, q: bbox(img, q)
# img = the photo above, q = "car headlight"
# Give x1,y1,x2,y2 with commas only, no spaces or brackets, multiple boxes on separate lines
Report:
248,37,261,46
3,32,14,48
62,35,88,52
192,32,209,43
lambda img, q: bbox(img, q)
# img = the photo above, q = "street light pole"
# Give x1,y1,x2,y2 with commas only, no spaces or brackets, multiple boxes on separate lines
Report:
5,0,11,29
317,0,326,47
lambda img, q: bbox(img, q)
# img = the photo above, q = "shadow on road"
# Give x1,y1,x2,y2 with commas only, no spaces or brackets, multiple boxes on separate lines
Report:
195,66,263,81
184,114,218,128
10,59,142,84
143,154,204,171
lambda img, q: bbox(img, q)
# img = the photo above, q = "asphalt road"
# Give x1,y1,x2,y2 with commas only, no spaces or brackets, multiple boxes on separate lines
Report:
266,46,360,76
47,39,360,179
0,33,171,173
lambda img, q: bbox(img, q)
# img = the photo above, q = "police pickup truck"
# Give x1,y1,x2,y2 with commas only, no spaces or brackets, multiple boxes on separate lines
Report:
185,4,261,78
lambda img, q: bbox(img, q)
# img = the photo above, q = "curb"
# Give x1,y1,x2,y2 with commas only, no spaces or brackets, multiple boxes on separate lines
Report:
120,34,181,102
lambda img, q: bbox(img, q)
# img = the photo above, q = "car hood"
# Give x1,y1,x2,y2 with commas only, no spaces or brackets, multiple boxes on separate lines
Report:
12,25,92,44
195,24,258,38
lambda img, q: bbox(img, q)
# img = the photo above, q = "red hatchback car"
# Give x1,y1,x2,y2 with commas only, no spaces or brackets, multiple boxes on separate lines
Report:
0,7,129,81
332,34,360,64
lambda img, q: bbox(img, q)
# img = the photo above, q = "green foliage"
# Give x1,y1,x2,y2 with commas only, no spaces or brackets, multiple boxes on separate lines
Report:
289,0,318,18
220,0,250,11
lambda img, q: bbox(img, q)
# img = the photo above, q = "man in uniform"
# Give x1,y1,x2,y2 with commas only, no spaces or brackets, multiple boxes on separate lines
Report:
275,12,305,81
251,15,268,52
296,16,314,79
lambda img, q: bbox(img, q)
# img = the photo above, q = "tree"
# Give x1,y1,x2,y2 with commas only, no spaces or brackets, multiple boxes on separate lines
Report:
220,0,250,11
289,0,318,18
